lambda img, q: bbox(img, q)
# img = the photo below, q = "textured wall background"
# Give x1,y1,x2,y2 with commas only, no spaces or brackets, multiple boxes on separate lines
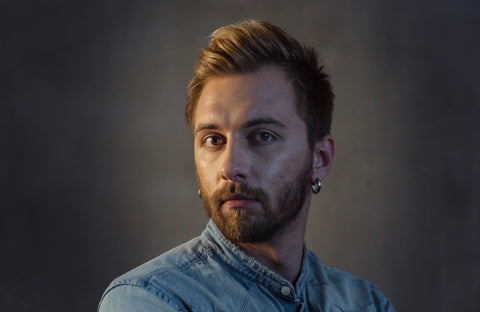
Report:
2,1,479,311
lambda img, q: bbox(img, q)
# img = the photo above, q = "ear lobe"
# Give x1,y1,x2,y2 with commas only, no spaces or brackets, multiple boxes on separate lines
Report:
311,135,334,182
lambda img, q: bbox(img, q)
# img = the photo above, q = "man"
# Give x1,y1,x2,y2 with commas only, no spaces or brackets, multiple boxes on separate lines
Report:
99,20,395,311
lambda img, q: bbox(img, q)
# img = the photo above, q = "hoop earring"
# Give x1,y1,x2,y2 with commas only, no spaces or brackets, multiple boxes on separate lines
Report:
312,178,322,194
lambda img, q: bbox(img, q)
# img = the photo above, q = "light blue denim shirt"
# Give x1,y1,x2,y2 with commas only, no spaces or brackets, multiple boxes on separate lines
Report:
99,220,395,311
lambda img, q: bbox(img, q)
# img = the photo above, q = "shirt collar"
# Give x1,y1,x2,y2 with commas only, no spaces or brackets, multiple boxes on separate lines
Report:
201,219,313,300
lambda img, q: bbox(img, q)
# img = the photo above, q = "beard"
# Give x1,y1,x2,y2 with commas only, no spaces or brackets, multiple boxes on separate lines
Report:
198,158,312,244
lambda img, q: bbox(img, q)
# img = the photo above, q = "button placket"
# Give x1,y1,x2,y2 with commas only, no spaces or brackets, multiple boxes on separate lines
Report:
280,285,291,296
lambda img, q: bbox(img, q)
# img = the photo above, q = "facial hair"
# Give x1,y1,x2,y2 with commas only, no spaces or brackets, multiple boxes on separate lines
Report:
198,158,312,244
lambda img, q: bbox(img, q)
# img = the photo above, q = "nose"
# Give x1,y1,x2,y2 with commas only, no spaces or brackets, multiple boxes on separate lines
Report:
219,139,249,182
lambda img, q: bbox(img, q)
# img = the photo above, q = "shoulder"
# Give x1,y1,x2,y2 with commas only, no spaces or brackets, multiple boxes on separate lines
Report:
304,250,395,312
99,236,215,312
108,235,211,288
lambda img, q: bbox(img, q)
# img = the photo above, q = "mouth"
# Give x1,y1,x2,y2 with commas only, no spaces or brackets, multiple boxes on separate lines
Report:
220,194,257,208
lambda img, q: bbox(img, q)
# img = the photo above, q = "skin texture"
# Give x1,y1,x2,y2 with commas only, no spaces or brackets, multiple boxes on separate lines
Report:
193,65,334,283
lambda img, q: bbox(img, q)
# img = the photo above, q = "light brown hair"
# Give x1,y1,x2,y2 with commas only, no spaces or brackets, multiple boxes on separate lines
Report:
185,20,334,147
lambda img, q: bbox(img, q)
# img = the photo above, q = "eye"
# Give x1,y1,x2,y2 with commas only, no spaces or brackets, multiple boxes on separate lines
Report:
202,134,226,150
249,130,276,146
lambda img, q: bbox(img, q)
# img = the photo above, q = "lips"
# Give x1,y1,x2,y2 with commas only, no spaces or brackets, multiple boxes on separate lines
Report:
220,193,256,208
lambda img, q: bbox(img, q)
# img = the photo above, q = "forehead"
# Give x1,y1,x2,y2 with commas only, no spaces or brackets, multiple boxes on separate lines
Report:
194,66,303,131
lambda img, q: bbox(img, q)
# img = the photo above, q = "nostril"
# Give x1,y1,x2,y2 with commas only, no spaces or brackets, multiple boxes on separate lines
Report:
231,172,247,182
221,168,248,183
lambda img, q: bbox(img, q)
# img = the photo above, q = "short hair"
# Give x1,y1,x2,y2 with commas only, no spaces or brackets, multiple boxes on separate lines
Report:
185,20,334,147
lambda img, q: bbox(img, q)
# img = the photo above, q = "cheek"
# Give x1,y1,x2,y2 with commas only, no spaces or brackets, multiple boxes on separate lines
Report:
261,151,311,185
258,158,292,188
195,153,217,188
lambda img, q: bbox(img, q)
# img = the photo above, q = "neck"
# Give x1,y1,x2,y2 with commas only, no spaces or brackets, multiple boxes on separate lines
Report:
237,205,309,284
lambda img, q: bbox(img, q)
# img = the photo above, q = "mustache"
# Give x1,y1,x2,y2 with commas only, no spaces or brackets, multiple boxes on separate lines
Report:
211,182,269,208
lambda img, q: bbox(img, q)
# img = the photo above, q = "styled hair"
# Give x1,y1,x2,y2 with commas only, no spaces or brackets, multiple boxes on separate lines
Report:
185,20,334,147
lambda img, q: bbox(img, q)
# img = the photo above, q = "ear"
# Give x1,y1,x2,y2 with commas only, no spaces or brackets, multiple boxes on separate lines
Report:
311,135,334,182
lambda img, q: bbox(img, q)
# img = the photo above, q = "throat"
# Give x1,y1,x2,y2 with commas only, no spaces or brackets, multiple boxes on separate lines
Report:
237,240,304,284
235,204,310,284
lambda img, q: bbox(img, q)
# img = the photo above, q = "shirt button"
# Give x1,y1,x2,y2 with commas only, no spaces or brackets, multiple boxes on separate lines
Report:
280,286,291,296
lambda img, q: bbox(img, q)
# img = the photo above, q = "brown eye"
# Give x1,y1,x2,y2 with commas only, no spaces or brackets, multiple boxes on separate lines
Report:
250,131,276,146
203,134,225,149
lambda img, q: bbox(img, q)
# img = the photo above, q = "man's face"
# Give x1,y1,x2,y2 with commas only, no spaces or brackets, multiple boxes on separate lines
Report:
193,66,314,244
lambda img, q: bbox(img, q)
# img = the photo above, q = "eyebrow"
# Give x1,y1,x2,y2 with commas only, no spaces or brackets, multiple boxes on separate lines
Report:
194,117,286,134
242,117,286,129
194,123,220,134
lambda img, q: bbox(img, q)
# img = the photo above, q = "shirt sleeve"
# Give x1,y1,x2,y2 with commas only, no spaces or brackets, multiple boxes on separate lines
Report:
373,288,397,312
381,297,397,312
98,284,179,312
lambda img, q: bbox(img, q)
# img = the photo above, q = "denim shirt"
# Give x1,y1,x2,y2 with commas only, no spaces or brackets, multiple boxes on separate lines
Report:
99,220,395,312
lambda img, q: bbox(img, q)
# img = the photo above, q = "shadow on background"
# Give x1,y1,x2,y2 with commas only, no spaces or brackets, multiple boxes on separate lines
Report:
2,1,479,311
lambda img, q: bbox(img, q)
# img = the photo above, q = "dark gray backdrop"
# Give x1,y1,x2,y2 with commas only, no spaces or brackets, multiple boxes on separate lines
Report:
2,1,479,311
